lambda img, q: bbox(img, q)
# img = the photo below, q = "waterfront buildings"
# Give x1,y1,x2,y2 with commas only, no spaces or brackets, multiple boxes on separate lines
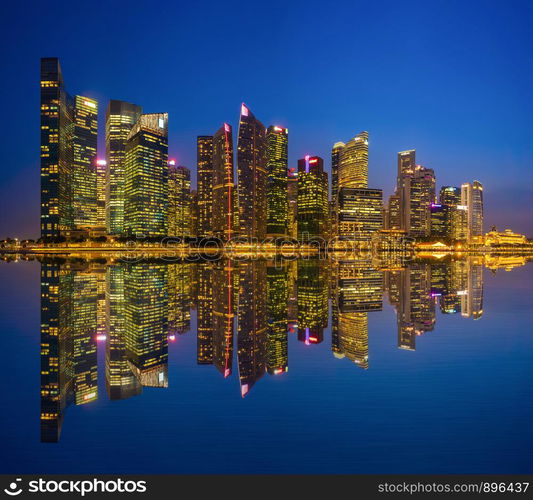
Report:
296,156,329,240
105,100,142,235
123,113,169,237
461,181,484,242
237,104,267,240
266,125,289,237
212,124,238,240
168,163,191,238
338,188,383,242
196,136,213,237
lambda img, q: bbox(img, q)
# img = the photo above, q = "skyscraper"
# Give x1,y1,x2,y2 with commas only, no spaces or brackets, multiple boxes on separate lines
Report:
287,167,298,239
330,142,345,237
95,160,107,231
40,57,74,240
196,136,213,238
297,156,329,241
338,188,383,242
461,181,484,242
168,163,191,238
105,100,142,235
337,131,369,189
124,113,169,237
212,123,238,240
402,165,435,237
71,96,98,233
440,186,466,241
266,125,289,237
237,104,267,240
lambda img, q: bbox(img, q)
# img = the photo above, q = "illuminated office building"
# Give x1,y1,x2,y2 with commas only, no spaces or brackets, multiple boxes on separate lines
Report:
197,264,214,364
287,167,298,238
386,193,401,230
266,125,289,237
336,313,369,369
197,136,213,237
402,165,435,237
338,188,383,242
105,100,142,235
71,95,98,232
168,163,191,238
266,264,289,375
95,160,107,230
212,123,238,240
106,264,141,400
331,142,344,225
337,131,369,189
430,203,448,239
40,58,74,239
337,260,383,312
238,262,267,396
190,189,198,237
439,186,466,240
297,156,329,240
167,263,192,335
124,113,169,237
461,181,484,241
237,104,267,239
124,263,169,387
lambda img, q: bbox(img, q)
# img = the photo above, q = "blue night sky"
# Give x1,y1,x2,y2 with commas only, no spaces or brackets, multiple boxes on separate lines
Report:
1,0,532,239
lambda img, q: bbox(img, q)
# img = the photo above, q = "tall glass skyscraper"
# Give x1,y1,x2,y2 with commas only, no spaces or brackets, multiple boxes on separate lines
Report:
196,136,213,237
461,181,484,241
40,58,74,239
297,156,329,240
212,123,238,240
105,100,142,235
337,131,369,189
168,163,191,238
237,104,267,239
124,113,169,237
72,96,98,231
266,125,288,237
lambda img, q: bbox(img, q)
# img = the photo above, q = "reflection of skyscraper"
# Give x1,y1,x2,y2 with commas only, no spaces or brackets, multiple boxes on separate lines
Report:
297,156,329,240
168,263,191,335
40,58,74,239
396,264,435,350
197,136,213,237
105,100,142,235
237,104,267,240
238,262,267,396
266,126,289,237
197,264,214,364
124,113,169,237
212,261,236,376
106,264,141,400
212,124,238,240
266,263,289,375
297,260,329,344
461,258,484,319
124,264,169,387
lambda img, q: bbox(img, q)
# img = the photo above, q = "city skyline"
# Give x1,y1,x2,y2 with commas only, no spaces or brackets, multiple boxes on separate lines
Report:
1,1,533,239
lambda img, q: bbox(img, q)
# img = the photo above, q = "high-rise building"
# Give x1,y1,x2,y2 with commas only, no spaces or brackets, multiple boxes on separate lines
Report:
338,188,383,242
297,156,329,240
337,131,369,189
386,193,401,230
429,203,448,239
105,100,142,235
71,96,98,232
402,165,435,237
124,113,169,237
287,167,298,239
237,104,267,239
190,189,198,237
40,58,74,240
330,142,345,238
212,123,238,240
266,125,289,237
168,163,191,238
95,160,107,231
196,136,213,238
461,181,484,241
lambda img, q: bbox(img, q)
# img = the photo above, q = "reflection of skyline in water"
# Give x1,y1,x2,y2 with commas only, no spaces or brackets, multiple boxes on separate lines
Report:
39,256,489,442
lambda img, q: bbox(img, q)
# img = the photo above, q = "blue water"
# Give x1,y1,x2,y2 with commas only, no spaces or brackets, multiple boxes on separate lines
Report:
0,258,532,474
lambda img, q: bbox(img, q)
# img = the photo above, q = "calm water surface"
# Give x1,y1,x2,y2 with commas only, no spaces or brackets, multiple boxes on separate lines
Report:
0,256,532,474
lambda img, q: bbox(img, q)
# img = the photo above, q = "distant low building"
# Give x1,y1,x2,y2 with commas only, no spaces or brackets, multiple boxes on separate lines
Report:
484,229,527,246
